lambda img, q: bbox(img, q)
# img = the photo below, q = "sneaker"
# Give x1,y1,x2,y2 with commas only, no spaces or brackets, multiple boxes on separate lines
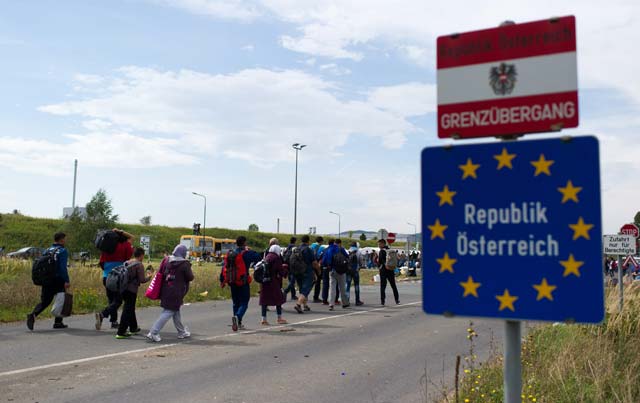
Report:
146,332,161,342
291,296,297,301
232,316,238,332
356,301,364,306
294,304,303,314
115,332,132,339
322,301,329,305
261,320,270,326
381,301,385,306
277,318,288,324
178,331,191,339
329,305,334,311
130,328,142,334
312,298,322,303
26,313,35,331
94,313,103,330
303,305,311,312
396,300,401,305
239,323,246,330
342,304,351,309
110,322,119,329
53,323,68,329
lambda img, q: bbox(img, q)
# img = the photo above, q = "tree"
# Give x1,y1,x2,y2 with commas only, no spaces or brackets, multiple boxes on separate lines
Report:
12,209,21,215
140,215,152,226
348,231,354,238
248,223,259,232
85,189,119,227
359,233,367,241
634,211,640,226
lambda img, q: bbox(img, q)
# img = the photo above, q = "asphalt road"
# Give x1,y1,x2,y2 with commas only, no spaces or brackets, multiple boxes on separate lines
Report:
0,283,503,403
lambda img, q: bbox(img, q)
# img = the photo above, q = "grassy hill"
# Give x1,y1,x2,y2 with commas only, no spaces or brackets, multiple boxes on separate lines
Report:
0,213,383,257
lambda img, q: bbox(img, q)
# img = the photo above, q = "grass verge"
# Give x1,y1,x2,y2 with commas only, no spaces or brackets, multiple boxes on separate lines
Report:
454,286,640,403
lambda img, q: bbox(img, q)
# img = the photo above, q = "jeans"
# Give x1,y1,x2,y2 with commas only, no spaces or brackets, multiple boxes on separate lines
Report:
32,278,65,324
346,270,360,302
101,277,122,323
313,266,324,300
283,272,297,298
380,268,399,304
321,267,330,302
118,290,138,336
230,284,251,322
261,304,282,318
150,308,186,335
329,271,349,306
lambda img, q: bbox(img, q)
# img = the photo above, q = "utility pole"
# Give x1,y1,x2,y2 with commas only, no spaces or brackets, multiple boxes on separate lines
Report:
292,143,307,235
72,159,78,210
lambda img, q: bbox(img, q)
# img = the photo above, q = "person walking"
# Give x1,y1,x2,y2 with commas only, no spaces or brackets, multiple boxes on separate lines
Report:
95,228,134,330
282,237,298,301
378,239,400,305
310,236,325,303
116,247,153,339
220,236,261,331
319,239,333,304
146,245,194,342
259,244,288,325
346,243,363,306
27,232,70,330
322,239,349,311
292,235,315,314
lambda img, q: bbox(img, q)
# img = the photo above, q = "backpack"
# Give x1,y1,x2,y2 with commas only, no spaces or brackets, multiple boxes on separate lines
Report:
106,264,130,293
385,249,399,270
95,230,119,254
332,250,349,274
223,250,249,286
253,259,271,284
290,246,307,276
282,246,294,265
32,247,60,286
348,251,359,274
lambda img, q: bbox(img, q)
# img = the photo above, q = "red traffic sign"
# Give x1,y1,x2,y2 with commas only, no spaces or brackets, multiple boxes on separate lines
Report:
387,232,396,244
437,16,578,139
621,223,639,238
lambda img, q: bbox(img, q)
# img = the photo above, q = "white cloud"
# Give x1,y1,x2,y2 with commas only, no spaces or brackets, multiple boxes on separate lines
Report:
318,63,351,76
368,82,436,117
38,67,431,165
0,132,198,176
153,0,262,21
241,44,255,51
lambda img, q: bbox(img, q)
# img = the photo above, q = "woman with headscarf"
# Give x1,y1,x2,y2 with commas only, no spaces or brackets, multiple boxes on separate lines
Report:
146,244,194,342
259,244,288,325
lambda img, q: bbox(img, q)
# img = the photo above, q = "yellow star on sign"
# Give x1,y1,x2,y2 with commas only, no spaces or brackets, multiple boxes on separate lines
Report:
496,289,518,312
459,276,481,297
558,180,582,203
493,147,516,170
569,217,594,240
428,219,448,240
436,185,456,206
559,254,584,277
533,278,557,301
530,154,554,176
459,158,480,179
437,252,457,273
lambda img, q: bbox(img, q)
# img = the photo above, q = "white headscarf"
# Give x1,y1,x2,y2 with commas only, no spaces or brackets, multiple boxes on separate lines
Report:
269,244,282,256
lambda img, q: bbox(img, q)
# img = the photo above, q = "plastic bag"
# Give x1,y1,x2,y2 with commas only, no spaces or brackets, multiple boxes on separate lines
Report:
51,292,66,317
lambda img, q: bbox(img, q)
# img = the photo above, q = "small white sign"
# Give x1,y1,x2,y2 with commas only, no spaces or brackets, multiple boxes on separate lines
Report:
603,234,636,255
140,235,151,253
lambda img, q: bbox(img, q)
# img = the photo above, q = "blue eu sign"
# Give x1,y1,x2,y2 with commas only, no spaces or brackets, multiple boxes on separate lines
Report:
421,136,603,323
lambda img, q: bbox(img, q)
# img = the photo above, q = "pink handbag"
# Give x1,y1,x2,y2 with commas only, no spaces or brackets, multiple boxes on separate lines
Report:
145,258,167,300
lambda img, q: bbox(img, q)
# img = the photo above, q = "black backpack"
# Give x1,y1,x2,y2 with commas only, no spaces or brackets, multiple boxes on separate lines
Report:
332,251,349,274
95,230,119,254
253,259,271,284
348,251,358,273
32,247,60,286
290,246,307,276
105,264,131,293
282,246,294,265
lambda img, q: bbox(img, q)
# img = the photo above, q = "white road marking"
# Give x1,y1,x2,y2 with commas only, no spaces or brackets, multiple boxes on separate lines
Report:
0,301,420,378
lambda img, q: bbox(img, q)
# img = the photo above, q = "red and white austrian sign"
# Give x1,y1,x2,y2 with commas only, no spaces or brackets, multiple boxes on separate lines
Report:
437,16,578,139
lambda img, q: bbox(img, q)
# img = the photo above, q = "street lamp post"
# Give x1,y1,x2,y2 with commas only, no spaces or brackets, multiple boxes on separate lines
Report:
192,192,207,254
292,143,306,235
329,211,341,238
407,222,417,250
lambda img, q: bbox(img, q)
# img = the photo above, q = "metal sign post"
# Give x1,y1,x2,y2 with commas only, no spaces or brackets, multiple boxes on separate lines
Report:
618,255,624,312
504,320,522,403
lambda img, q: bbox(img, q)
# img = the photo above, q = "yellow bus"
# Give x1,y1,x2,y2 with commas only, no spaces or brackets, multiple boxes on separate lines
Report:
179,235,236,260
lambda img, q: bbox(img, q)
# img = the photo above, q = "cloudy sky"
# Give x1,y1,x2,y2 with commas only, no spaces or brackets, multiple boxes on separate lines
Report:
1,0,638,235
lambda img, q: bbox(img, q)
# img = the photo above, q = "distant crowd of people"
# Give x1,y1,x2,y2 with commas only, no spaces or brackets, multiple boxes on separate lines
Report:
26,231,410,341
